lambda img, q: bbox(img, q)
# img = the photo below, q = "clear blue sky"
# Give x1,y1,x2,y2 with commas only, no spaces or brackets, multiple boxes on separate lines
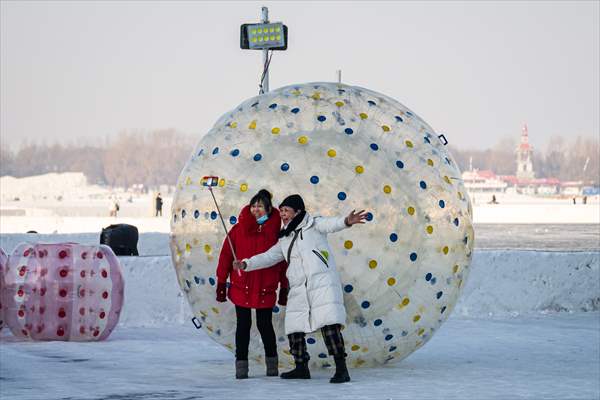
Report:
1,1,598,150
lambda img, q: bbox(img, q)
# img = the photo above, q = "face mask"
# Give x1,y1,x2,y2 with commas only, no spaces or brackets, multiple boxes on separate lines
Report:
256,214,269,225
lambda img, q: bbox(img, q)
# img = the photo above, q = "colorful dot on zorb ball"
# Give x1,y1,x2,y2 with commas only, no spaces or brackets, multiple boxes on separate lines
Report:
170,82,474,368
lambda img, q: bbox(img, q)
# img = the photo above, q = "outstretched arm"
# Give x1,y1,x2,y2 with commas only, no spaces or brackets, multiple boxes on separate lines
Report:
233,241,285,272
313,209,369,234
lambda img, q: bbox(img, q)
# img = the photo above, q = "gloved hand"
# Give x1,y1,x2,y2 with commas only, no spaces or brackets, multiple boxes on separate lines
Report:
278,287,289,306
216,282,227,302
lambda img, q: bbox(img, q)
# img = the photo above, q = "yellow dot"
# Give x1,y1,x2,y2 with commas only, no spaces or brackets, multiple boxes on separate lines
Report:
351,344,360,351
335,101,345,107
359,113,368,120
185,177,192,185
355,165,364,174
443,246,449,255
413,314,421,322
382,125,391,132
298,135,308,144
344,240,353,249
271,127,280,134
402,297,410,306
211,307,220,314
426,225,433,234
311,92,321,100
405,140,413,148
218,178,226,187
458,191,464,200
248,120,257,129
291,90,301,96
240,183,248,192
427,159,434,166
407,206,415,215
327,149,337,157
383,185,392,194
185,243,191,252
444,176,452,184
283,349,291,355
204,244,211,254
387,277,396,286
368,260,377,269
230,122,238,128
453,264,459,273
418,328,425,336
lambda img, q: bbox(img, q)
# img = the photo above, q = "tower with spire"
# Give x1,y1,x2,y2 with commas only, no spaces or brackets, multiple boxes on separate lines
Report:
516,124,535,180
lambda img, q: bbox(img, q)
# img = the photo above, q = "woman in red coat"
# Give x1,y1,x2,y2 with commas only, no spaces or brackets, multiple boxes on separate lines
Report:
216,189,288,379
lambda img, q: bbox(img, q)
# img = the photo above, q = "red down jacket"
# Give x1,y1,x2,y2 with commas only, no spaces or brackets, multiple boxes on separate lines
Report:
216,205,288,309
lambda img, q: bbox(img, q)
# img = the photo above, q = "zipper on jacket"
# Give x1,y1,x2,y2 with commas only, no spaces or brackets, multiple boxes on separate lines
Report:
312,250,329,268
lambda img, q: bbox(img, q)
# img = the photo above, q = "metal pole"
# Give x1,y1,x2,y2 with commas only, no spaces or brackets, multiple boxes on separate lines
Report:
261,6,269,94
208,186,241,275
336,69,342,83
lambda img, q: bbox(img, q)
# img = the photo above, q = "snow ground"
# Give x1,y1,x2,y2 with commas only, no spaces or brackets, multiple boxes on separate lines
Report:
1,314,598,400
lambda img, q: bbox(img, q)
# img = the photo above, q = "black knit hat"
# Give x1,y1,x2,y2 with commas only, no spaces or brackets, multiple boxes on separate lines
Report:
279,194,305,212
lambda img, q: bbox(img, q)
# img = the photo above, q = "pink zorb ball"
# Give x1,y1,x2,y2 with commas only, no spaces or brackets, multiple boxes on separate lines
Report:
0,247,7,331
2,243,125,341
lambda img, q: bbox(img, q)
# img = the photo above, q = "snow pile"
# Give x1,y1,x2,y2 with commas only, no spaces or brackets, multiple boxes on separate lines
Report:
0,172,109,201
111,250,599,328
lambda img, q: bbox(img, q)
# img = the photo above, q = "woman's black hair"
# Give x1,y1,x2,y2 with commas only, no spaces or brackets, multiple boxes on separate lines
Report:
249,189,273,213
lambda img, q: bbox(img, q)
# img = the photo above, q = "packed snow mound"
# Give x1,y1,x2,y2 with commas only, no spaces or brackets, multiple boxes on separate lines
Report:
0,172,109,201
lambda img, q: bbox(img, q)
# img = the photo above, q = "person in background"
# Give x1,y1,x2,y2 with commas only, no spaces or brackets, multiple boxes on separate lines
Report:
216,189,288,379
155,193,163,217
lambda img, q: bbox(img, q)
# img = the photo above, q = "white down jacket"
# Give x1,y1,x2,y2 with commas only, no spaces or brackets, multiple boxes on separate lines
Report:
243,212,348,335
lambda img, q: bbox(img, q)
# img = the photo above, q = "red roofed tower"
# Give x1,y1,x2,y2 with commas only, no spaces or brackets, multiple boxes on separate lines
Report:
516,124,535,180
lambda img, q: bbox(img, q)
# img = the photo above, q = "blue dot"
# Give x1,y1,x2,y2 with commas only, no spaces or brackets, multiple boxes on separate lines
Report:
269,103,278,109
337,192,347,201
441,306,447,314
344,128,353,135
389,233,398,242
185,279,191,288
436,291,443,299
445,157,452,165
389,346,397,352
194,210,200,219
366,212,373,221
424,136,431,144
253,153,262,161
280,163,290,172
208,277,215,286
291,107,300,114
181,210,186,219
318,353,327,359
439,200,445,208
406,111,414,117
210,211,218,220
374,319,382,326
396,160,404,169
401,330,408,337
197,149,204,156
419,181,427,189
230,149,240,157
368,100,377,106
251,101,259,107
385,334,394,341
370,143,379,151
410,252,418,262
310,176,319,184
454,218,459,226
212,147,219,155
273,306,280,313
307,338,316,344
361,301,370,309
317,115,326,122
344,284,354,293
395,115,403,122
425,273,432,281
194,276,201,284
431,277,437,285
229,216,237,225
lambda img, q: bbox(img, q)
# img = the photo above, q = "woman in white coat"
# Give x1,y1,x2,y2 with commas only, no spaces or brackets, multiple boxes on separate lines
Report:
234,194,367,383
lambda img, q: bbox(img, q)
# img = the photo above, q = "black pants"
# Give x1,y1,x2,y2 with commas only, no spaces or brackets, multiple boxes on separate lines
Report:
288,323,347,363
235,305,277,361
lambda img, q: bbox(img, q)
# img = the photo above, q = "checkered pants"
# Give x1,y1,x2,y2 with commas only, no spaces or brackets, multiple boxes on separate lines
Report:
288,324,346,363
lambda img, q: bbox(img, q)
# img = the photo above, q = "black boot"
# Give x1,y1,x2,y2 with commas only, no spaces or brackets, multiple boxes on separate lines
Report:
280,361,311,379
329,356,350,383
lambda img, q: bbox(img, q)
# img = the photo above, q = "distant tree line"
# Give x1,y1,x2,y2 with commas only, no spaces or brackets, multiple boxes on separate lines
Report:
0,131,598,186
0,129,196,188
450,135,599,184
